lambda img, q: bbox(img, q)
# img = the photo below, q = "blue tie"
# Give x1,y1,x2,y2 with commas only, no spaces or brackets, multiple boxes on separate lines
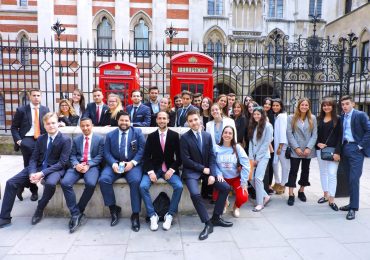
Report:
120,132,126,161
196,132,202,154
132,107,138,121
42,137,53,170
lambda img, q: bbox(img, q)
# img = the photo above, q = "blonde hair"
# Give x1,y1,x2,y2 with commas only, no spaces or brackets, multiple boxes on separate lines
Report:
58,99,77,117
107,93,123,119
292,97,314,131
160,97,172,113
43,112,58,123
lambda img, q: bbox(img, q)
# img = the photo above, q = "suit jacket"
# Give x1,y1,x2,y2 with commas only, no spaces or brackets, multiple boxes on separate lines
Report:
70,133,104,168
248,122,273,161
176,105,199,127
58,115,80,126
287,115,318,158
341,109,370,157
104,126,145,166
144,101,160,115
206,117,237,146
143,129,181,174
83,103,108,126
11,104,49,150
150,111,176,127
29,132,72,176
180,130,216,179
126,104,151,127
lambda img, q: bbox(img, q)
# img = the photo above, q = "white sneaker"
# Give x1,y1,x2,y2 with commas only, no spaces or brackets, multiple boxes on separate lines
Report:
233,207,240,218
162,213,173,231
150,214,159,231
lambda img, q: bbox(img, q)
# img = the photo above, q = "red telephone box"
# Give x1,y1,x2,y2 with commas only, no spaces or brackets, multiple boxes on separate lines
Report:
99,62,140,107
171,52,214,101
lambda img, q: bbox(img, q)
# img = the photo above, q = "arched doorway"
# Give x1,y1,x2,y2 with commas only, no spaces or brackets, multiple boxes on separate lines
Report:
215,83,234,95
251,84,274,105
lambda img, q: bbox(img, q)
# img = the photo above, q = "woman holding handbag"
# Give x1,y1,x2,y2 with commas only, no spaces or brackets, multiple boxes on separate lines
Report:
316,97,342,211
214,126,250,217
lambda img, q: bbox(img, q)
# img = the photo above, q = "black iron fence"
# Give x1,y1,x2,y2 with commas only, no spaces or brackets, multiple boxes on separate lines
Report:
0,31,369,131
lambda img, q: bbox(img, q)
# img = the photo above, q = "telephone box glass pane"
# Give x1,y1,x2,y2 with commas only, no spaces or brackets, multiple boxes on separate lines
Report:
189,84,196,93
181,83,188,91
197,84,204,93
107,83,129,107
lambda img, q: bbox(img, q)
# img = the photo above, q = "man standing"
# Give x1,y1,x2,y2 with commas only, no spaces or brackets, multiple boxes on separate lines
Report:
61,118,104,233
176,90,199,127
126,90,151,127
11,88,49,201
227,93,236,116
192,93,202,108
144,86,160,115
83,88,108,126
99,111,145,231
0,112,72,227
180,110,232,240
339,95,370,220
140,111,183,231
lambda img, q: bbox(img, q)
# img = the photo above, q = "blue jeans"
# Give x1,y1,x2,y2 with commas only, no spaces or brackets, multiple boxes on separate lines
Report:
139,170,183,217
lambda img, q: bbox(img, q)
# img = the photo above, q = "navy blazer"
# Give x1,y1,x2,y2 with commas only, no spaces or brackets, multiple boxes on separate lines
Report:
176,105,199,127
29,132,72,176
126,104,151,127
180,130,216,179
11,104,49,149
341,109,370,157
83,103,109,126
104,127,145,166
70,133,104,168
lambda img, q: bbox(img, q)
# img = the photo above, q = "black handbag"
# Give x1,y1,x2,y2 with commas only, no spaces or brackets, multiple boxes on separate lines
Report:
285,147,292,159
320,125,335,161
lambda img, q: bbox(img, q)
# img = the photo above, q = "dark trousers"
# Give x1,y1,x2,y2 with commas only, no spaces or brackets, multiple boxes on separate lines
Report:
185,176,231,223
61,167,100,216
286,158,311,188
201,175,213,198
99,165,142,213
263,155,274,192
342,143,364,210
0,167,63,219
19,137,38,193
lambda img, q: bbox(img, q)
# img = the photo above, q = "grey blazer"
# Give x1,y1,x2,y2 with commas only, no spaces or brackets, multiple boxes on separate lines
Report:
287,115,317,158
249,122,273,161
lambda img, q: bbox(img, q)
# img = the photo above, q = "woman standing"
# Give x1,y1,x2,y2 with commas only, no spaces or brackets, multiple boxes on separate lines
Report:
248,106,273,211
286,98,317,206
173,94,182,112
316,97,342,211
244,101,259,154
271,98,290,194
200,97,212,129
216,94,229,116
232,100,246,145
100,93,123,126
151,97,176,127
215,126,250,217
263,97,275,194
57,99,80,127
243,95,254,116
70,88,86,117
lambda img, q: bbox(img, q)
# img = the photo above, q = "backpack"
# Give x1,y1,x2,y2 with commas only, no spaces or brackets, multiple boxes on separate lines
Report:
153,192,170,222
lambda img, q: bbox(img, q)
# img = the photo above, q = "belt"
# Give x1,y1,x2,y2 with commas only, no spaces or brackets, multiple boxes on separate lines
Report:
343,140,356,145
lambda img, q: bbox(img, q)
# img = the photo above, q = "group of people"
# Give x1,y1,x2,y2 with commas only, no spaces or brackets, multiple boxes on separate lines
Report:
0,86,369,241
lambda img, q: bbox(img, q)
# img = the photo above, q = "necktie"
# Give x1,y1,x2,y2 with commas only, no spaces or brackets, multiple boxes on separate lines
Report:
178,108,186,126
34,107,40,139
132,107,138,121
82,136,89,163
96,105,100,124
42,137,53,170
120,132,126,161
160,132,167,172
196,132,202,154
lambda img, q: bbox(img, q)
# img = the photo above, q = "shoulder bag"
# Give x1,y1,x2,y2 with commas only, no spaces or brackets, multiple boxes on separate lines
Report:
320,124,336,161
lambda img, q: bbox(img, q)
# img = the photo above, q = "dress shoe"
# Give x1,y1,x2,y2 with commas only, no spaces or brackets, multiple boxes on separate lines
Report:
199,223,213,240
287,195,295,206
131,214,140,232
0,218,11,228
317,197,328,204
30,191,38,202
329,203,339,211
339,204,350,211
16,187,24,201
346,209,356,220
110,206,121,226
69,214,85,233
211,217,233,227
298,191,307,202
31,210,43,225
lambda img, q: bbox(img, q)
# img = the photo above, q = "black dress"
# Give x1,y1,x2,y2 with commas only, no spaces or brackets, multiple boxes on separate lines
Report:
100,110,123,126
232,115,246,145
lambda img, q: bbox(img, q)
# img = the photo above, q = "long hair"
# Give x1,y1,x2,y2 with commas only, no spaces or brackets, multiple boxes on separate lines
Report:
107,93,123,119
248,106,267,140
271,98,285,115
71,88,86,114
219,125,237,155
292,97,314,132
58,99,77,117
200,97,213,116
209,103,223,121
244,100,259,120
318,97,338,127
232,100,244,119
160,97,172,113
216,94,229,116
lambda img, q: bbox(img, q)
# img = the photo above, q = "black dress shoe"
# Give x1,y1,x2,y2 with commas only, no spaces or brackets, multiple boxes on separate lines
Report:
317,197,328,204
340,205,350,211
329,203,339,211
31,210,43,225
110,206,121,226
298,191,307,202
199,223,213,240
70,214,85,233
287,195,295,206
30,191,38,202
131,214,140,232
16,187,24,201
346,209,356,220
211,217,233,227
0,218,11,228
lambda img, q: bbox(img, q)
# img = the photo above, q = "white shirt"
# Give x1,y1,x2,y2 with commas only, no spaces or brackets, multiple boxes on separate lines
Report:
25,103,40,137
82,133,93,162
73,103,81,116
158,129,168,145
47,131,59,146
192,129,203,145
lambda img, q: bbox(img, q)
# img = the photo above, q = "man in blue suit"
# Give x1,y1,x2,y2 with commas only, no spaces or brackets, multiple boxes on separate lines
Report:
83,88,108,126
0,112,72,228
176,90,199,127
339,95,370,220
99,111,145,231
180,110,232,240
126,90,151,127
61,117,104,233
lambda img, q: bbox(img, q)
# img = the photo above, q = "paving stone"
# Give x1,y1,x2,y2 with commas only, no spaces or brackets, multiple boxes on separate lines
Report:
65,245,127,260
343,242,370,260
0,218,33,247
0,247,11,259
183,241,243,260
240,246,302,260
2,254,64,260
124,251,183,260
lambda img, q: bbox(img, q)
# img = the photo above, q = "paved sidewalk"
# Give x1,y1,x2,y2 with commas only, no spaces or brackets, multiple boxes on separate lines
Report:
0,155,370,260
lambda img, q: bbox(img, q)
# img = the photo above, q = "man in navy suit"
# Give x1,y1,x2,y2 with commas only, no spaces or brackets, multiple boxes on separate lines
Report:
144,86,160,124
339,95,370,220
180,110,232,240
61,117,104,233
83,88,108,126
126,90,151,127
176,90,199,127
140,111,183,231
0,112,72,228
11,88,50,201
99,111,145,231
